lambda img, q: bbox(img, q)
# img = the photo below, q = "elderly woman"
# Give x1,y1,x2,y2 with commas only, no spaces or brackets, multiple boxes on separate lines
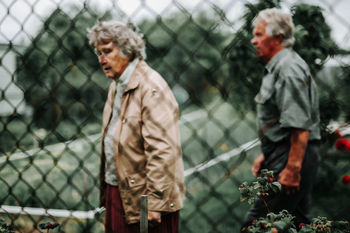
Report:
88,21,185,233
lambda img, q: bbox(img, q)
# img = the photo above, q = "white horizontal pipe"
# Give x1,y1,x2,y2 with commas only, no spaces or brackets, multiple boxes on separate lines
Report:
184,138,260,177
0,205,107,219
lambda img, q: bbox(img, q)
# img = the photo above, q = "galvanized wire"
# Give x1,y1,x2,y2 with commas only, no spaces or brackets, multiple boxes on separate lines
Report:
0,0,349,232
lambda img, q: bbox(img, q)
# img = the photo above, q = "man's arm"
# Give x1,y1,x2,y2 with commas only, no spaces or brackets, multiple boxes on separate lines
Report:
278,128,309,194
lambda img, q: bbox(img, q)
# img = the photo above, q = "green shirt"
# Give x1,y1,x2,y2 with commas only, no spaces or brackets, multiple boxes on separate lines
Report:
255,48,320,142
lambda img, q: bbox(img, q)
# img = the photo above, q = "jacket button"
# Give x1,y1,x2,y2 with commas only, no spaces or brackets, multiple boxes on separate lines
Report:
170,203,174,208
130,179,135,184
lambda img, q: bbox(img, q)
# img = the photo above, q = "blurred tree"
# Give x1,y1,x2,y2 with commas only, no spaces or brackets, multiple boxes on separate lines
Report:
340,65,350,121
291,4,348,135
16,5,111,133
292,4,339,73
15,0,348,135
139,10,232,106
17,5,233,131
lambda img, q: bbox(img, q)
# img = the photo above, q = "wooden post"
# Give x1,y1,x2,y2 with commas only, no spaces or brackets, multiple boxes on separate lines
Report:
140,195,148,233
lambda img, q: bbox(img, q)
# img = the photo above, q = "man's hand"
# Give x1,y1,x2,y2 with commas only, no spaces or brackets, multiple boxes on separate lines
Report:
148,211,161,227
252,154,265,177
278,165,301,195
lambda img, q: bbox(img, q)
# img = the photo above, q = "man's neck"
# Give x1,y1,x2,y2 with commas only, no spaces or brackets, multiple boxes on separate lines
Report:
266,45,284,64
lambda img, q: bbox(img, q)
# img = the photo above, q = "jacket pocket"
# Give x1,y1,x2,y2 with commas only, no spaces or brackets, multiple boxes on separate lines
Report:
126,173,146,188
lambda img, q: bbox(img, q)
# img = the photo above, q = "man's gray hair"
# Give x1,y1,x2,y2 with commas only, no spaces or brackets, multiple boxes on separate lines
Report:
88,21,146,60
253,8,295,47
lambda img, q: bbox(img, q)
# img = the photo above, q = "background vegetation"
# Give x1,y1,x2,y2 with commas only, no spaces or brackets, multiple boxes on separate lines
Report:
0,0,349,232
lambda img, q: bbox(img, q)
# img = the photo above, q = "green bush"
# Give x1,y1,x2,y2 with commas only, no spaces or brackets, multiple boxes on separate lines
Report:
239,169,350,232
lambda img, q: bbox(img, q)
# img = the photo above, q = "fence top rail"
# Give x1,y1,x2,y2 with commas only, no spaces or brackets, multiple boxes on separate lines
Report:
0,205,106,219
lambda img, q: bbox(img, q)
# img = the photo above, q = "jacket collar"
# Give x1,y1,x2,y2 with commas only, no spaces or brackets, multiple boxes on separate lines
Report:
124,60,147,93
116,58,139,90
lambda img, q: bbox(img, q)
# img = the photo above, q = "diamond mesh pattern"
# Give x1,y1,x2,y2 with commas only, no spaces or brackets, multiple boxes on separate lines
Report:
0,0,349,232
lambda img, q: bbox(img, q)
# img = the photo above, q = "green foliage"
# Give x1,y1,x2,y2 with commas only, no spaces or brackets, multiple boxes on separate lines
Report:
239,169,281,205
245,211,350,233
240,170,350,233
39,222,59,231
0,218,14,233
291,3,346,132
15,0,348,134
0,115,34,152
0,220,62,233
323,65,350,122
300,217,350,233
291,4,340,74
139,10,232,105
312,155,350,221
246,210,297,233
339,66,350,121
16,5,111,131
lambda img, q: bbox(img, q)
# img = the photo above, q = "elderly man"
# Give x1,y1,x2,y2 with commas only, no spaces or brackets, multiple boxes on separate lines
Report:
88,21,185,233
242,8,321,230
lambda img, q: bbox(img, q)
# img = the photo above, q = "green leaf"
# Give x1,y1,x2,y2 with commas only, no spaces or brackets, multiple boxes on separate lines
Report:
274,220,290,231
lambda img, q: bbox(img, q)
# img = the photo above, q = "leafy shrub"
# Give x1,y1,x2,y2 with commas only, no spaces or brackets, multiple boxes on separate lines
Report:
0,218,14,233
239,169,350,232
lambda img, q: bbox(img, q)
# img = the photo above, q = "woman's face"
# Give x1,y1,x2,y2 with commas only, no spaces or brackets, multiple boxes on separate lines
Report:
96,41,130,80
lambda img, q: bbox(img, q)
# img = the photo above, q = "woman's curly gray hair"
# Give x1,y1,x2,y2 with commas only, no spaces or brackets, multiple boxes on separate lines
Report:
88,21,146,60
253,8,295,48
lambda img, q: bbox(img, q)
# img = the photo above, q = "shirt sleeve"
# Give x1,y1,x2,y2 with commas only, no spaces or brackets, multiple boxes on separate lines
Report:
274,73,314,130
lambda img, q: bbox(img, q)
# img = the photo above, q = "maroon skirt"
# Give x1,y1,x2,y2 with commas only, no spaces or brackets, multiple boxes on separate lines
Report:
105,184,179,233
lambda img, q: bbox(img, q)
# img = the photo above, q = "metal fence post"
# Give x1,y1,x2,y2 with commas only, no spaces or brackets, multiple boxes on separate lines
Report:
140,195,148,233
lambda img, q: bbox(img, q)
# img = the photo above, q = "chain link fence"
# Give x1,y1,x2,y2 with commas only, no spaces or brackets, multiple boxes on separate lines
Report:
0,0,349,232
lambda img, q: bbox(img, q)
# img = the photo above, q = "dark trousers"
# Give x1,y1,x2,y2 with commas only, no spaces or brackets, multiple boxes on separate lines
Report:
105,184,179,233
241,138,320,230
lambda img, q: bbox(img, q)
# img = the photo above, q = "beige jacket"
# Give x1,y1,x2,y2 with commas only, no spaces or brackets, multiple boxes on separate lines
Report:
100,60,185,224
